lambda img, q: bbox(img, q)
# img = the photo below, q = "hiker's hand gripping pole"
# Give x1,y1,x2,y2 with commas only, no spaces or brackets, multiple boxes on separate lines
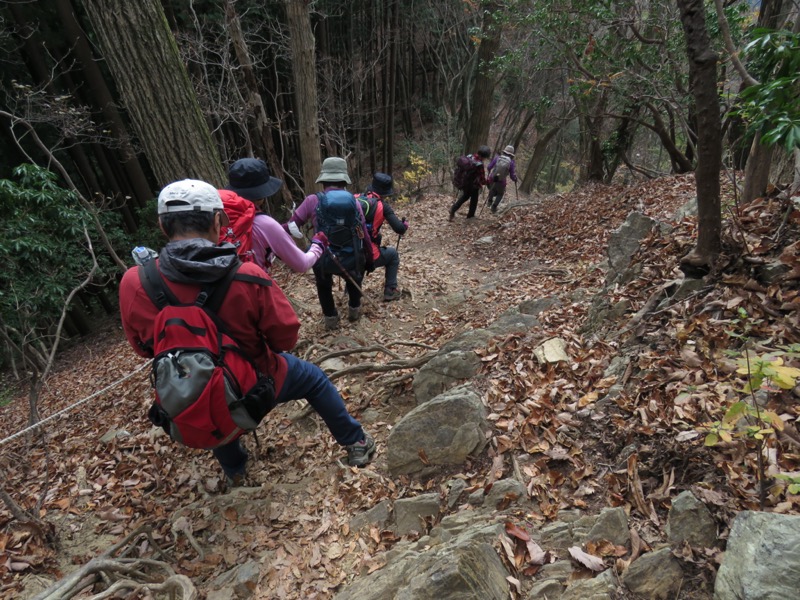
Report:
397,217,408,251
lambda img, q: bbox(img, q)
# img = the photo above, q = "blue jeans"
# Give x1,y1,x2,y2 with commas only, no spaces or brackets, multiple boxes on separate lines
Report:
213,353,365,477
372,246,400,290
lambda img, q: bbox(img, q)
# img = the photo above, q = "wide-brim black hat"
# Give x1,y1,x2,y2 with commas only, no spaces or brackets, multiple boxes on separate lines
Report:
366,172,395,196
226,158,282,201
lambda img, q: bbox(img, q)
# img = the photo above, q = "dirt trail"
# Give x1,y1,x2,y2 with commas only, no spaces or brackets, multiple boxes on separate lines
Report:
5,187,595,599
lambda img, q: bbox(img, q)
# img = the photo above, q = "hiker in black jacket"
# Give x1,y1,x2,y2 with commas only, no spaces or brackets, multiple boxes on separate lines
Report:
357,173,409,301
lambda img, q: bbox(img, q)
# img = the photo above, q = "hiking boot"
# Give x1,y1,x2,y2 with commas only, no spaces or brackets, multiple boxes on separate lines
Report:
383,287,402,302
491,206,497,213
448,211,455,222
324,314,340,330
346,433,376,467
347,305,361,322
226,472,246,488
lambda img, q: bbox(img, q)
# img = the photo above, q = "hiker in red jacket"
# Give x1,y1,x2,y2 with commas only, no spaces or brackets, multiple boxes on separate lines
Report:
221,158,328,272
449,145,491,221
357,173,409,301
119,179,375,485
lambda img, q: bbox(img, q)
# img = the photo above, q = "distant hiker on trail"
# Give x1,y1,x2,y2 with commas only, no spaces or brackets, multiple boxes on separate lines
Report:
219,158,328,272
119,179,376,486
449,145,491,221
285,157,374,330
486,145,518,213
357,173,409,302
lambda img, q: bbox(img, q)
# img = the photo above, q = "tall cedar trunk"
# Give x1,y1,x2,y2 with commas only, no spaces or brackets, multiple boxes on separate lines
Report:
464,2,502,152
224,0,291,206
285,0,322,195
677,0,722,265
56,0,153,209
80,0,225,186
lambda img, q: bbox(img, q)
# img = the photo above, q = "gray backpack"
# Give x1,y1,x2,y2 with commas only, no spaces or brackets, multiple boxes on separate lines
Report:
493,155,511,180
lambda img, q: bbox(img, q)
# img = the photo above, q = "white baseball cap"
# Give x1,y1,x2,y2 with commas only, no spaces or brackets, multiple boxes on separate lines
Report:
157,179,229,225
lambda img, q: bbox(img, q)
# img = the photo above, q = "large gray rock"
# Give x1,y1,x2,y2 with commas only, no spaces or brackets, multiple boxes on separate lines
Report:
714,511,800,600
440,329,495,353
527,579,564,599
413,351,482,404
351,500,391,533
333,522,509,600
607,212,657,284
484,478,528,509
387,386,489,475
622,547,683,600
394,493,440,535
561,570,616,600
666,491,717,548
585,507,630,547
486,311,540,336
208,560,260,599
519,297,561,316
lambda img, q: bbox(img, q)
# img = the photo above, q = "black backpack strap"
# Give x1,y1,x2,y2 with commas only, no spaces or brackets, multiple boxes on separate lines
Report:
199,262,241,313
138,259,180,310
200,263,274,314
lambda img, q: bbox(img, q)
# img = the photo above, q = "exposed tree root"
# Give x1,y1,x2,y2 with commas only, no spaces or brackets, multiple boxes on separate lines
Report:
32,524,195,600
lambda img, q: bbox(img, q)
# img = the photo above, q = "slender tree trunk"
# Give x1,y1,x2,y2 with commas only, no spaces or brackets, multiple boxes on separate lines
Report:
224,0,291,206
80,0,225,186
383,0,400,175
677,0,722,267
520,124,562,194
285,0,322,195
742,131,775,202
643,102,695,173
464,2,502,151
740,0,787,202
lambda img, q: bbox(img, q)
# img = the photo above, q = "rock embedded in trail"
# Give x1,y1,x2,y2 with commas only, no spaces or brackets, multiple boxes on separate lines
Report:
412,350,481,404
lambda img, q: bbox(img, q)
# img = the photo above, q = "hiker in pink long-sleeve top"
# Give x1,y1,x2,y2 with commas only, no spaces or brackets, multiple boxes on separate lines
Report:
221,158,328,273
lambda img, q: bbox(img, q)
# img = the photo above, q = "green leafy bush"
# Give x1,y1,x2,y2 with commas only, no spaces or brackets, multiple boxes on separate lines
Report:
0,164,128,366
736,28,800,152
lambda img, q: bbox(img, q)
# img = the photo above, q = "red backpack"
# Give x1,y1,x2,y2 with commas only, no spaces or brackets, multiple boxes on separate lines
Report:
138,259,275,449
218,190,257,262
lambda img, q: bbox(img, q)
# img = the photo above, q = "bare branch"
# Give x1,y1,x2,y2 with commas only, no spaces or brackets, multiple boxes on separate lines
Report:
713,0,759,87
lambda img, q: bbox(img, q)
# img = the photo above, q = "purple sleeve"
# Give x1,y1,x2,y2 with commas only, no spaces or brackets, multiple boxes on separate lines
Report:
252,214,322,273
510,159,518,182
289,194,319,230
488,156,498,171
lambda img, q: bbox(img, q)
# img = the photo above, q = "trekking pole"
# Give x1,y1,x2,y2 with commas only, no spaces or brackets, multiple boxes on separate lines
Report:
325,247,377,308
396,216,407,251
478,190,487,218
514,180,519,203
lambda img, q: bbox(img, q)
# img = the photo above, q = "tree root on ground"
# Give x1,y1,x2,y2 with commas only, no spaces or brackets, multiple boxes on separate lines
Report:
32,524,195,600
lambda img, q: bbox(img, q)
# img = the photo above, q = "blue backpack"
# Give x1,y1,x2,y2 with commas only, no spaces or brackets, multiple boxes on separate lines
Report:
315,190,365,275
